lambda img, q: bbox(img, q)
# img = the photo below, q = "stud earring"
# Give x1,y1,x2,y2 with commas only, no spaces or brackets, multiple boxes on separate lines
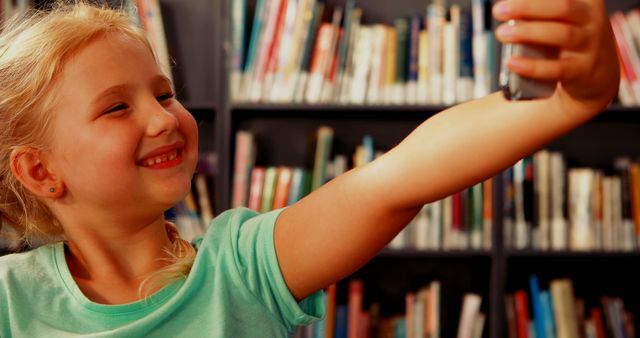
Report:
49,187,55,193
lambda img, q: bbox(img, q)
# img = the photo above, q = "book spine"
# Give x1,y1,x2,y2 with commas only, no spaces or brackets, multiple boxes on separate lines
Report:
248,167,266,212
529,275,546,338
260,167,279,212
456,293,482,338
514,290,530,338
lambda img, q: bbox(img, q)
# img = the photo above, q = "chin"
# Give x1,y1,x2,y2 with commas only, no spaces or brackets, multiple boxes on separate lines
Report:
155,177,193,206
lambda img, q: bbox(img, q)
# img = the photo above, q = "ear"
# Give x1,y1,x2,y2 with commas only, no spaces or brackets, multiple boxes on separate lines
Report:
10,146,65,199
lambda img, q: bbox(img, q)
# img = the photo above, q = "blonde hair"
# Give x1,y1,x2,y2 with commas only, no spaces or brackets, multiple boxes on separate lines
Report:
0,1,196,296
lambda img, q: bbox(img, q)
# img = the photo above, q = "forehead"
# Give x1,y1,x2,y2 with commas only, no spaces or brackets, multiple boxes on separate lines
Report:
52,33,161,106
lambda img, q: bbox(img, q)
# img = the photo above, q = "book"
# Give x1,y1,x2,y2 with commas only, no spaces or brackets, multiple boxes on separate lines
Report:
260,166,279,212
611,12,640,101
470,182,483,249
366,24,388,105
529,275,546,338
274,0,316,103
568,168,594,251
551,279,579,338
394,17,410,104
247,0,284,102
229,0,247,101
288,167,310,204
350,25,373,104
505,294,518,338
591,307,606,338
540,291,557,338
247,167,266,212
294,2,325,103
457,7,474,102
338,7,362,104
194,173,214,226
427,0,446,104
347,279,363,338
534,150,551,251
456,293,482,338
471,0,489,98
550,152,567,250
231,131,256,208
513,159,528,249
333,0,355,102
407,15,423,104
483,178,493,250
428,280,441,338
406,292,415,338
268,166,291,209
305,6,342,103
335,305,349,338
311,126,334,191
326,284,337,338
443,8,459,105
514,290,530,338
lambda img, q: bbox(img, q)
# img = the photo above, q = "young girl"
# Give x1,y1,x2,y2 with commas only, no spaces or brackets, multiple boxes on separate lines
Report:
0,0,618,336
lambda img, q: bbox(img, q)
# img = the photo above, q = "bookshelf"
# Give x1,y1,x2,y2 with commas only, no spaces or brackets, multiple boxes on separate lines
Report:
2,0,640,337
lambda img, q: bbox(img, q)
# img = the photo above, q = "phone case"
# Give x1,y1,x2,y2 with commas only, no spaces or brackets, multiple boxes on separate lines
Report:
499,33,559,100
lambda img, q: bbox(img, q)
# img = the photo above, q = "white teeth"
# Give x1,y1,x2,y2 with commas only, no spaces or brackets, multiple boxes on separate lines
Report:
142,149,179,167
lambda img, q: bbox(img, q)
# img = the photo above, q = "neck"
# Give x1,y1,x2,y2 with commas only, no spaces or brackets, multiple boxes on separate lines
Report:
62,216,175,303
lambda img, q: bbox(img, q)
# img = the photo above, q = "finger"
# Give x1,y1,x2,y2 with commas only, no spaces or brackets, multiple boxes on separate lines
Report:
506,55,582,81
495,21,586,49
493,0,589,24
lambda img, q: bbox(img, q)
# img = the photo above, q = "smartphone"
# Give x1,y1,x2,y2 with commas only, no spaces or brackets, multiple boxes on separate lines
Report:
499,22,559,100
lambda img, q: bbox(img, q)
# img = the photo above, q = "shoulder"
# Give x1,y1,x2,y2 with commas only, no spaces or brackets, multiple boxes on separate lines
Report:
0,245,53,276
192,207,284,251
188,207,324,332
0,244,56,281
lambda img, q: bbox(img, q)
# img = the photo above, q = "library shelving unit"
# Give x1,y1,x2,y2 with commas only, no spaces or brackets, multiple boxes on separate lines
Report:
3,0,640,337
217,0,503,336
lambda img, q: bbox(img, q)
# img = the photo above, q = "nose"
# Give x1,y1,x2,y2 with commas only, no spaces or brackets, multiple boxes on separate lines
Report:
145,102,179,137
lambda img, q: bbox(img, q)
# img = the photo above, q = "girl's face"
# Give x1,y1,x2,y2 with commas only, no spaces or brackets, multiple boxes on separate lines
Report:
46,33,198,226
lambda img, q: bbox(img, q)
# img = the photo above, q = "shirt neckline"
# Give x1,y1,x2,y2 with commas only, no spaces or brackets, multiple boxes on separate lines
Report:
52,241,183,315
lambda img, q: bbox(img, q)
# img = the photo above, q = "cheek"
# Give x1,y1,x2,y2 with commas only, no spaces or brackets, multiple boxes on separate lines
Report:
177,110,199,161
180,111,198,145
60,127,139,183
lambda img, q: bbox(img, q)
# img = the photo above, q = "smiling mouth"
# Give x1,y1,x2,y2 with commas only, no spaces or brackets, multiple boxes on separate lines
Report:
139,148,182,168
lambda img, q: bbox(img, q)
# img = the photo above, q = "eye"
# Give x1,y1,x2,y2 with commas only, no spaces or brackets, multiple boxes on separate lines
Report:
157,92,175,102
103,103,129,114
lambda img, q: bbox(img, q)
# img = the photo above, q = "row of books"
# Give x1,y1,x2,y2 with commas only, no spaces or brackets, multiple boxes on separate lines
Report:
293,279,485,338
230,0,495,105
505,275,634,338
232,127,372,210
389,178,493,251
611,8,640,107
231,127,494,251
504,150,640,252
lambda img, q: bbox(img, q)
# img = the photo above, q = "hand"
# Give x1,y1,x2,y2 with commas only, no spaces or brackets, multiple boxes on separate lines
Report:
493,0,619,116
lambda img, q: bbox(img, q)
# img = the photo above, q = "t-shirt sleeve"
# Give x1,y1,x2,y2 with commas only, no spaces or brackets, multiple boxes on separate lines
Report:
218,208,326,332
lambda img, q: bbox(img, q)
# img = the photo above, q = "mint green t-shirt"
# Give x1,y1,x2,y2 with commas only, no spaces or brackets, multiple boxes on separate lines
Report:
0,208,325,337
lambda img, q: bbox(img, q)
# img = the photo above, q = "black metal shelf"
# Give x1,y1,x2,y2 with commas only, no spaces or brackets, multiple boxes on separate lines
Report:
231,102,451,112
505,249,640,258
379,248,493,258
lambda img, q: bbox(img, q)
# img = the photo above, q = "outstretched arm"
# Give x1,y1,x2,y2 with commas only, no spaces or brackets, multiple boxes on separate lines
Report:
275,0,619,301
